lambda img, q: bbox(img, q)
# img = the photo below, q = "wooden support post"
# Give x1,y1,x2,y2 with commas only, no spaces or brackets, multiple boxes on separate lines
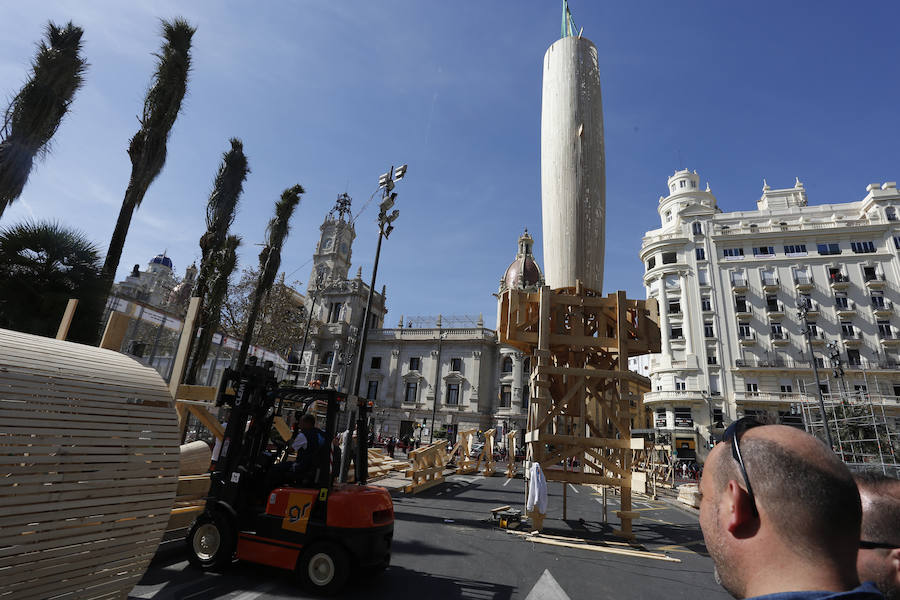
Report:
99,310,130,350
562,481,567,520
169,297,200,398
55,298,78,340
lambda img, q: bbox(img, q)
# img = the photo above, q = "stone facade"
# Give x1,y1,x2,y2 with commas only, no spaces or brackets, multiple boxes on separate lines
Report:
640,170,900,461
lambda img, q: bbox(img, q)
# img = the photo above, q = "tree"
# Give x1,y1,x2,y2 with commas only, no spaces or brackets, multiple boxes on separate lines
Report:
184,139,249,384
0,220,102,340
187,235,240,380
0,21,87,217
222,268,308,359
94,18,195,340
236,185,303,366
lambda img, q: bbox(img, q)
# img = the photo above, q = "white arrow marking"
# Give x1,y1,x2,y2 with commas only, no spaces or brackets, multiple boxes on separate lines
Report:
525,569,571,600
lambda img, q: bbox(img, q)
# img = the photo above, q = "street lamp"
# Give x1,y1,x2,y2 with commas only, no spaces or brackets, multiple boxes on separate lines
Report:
798,300,834,448
429,330,448,443
349,164,407,485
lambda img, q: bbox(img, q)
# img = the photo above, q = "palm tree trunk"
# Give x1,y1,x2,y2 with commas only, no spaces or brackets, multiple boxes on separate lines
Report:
237,287,264,368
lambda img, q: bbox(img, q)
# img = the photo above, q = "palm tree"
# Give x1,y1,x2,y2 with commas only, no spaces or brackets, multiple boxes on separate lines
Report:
188,234,240,383
0,22,87,217
0,220,102,339
184,139,249,384
94,18,195,340
236,184,303,367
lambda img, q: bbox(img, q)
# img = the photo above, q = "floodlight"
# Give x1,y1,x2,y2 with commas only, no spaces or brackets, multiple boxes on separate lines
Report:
394,164,408,180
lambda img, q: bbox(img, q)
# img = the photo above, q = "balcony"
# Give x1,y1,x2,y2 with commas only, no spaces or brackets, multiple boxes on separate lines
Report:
800,300,820,316
642,390,707,406
864,272,886,289
735,357,810,369
735,392,813,405
735,304,752,318
835,300,857,317
765,302,785,316
841,329,862,345
770,331,790,346
829,273,851,290
731,278,749,293
739,331,757,345
879,330,900,345
808,330,827,345
762,278,780,293
794,276,814,291
873,300,894,317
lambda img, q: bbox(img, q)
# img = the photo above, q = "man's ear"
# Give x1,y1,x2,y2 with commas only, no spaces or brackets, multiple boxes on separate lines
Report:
888,548,900,583
724,479,757,536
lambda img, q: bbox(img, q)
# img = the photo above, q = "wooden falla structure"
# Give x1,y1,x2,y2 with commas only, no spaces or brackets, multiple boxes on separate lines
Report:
497,283,659,538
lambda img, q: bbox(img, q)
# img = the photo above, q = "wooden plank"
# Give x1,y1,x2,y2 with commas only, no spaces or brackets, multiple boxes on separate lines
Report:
168,297,200,398
55,298,79,340
98,310,131,350
529,433,644,450
187,404,225,440
175,384,218,402
521,535,680,562
541,468,629,488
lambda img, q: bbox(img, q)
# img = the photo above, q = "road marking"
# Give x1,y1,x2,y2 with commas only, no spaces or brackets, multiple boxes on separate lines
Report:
567,484,580,494
503,477,512,486
229,583,277,600
525,569,570,600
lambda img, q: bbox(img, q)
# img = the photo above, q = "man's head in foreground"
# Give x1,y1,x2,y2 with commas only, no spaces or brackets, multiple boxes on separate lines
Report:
856,471,900,600
699,422,864,599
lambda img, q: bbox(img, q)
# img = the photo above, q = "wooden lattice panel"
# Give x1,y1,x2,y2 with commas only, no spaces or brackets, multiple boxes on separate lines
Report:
0,329,179,600
499,285,658,538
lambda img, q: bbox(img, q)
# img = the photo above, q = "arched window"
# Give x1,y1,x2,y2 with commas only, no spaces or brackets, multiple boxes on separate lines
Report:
502,356,514,373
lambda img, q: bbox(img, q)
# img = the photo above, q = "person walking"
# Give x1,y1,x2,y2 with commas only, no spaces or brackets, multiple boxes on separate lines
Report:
386,437,395,458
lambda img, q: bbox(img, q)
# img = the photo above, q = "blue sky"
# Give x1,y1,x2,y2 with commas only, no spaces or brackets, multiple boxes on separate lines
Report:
2,1,899,329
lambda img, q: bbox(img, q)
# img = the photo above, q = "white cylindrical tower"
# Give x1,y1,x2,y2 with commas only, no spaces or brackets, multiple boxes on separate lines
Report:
540,35,605,291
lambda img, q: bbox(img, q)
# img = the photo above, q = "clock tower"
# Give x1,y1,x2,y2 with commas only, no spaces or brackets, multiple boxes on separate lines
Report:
309,193,355,290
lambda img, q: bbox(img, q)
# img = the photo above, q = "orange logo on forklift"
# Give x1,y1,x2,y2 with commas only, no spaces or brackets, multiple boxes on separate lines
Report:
281,491,316,534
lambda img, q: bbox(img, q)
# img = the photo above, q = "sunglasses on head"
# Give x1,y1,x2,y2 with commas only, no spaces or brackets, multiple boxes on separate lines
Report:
722,417,763,517
860,540,898,550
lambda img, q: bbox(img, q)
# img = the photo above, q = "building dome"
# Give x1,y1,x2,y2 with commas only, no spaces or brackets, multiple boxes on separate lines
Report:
499,228,544,292
150,253,173,270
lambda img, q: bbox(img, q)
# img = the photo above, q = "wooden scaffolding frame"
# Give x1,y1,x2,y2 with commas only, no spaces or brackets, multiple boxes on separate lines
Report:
498,283,659,538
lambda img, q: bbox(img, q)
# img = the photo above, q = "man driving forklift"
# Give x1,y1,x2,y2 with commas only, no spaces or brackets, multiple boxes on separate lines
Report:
267,413,327,489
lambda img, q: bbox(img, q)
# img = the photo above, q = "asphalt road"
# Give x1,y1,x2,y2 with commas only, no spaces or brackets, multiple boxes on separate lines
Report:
130,474,730,600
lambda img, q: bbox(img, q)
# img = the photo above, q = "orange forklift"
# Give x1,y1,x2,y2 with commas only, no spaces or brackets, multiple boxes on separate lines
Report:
186,359,394,594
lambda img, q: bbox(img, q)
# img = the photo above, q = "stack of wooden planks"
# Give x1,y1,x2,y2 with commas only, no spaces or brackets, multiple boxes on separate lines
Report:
0,328,179,600
347,447,409,482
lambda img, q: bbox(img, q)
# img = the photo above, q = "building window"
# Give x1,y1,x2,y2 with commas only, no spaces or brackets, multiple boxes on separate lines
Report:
707,354,718,365
784,244,807,255
367,380,378,400
780,384,793,394
807,322,820,338
863,266,880,282
450,358,462,372
671,327,683,339
761,272,778,287
668,300,681,314
665,210,672,222
851,241,876,254
405,382,418,403
752,246,775,257
799,293,813,310
735,295,748,313
701,296,712,311
327,302,343,323
829,268,848,283
834,293,849,309
647,256,656,270
502,356,513,373
675,378,686,391
679,180,686,188
732,272,747,286
674,407,693,428
847,349,862,367
695,247,706,260
815,357,826,369
371,356,382,369
878,321,893,338
322,351,334,366
887,207,897,221
817,243,841,255
446,383,460,405
500,384,511,407
770,322,784,339
698,269,709,285
895,236,900,250
766,294,780,311
746,383,759,396
723,247,745,259
655,408,667,428
871,291,886,308
841,321,855,338
738,322,752,339
662,252,677,264
692,222,703,235
704,321,714,338
409,356,421,371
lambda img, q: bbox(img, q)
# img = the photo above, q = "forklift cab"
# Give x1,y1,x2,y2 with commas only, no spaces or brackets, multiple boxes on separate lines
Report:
186,360,393,594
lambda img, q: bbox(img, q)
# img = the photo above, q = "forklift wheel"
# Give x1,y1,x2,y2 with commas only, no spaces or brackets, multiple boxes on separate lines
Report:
186,512,235,570
297,541,349,595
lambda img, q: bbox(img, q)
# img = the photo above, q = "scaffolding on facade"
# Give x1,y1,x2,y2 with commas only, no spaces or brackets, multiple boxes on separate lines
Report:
794,370,900,478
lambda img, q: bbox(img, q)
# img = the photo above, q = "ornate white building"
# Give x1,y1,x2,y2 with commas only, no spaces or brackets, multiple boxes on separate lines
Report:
114,253,196,314
640,169,900,461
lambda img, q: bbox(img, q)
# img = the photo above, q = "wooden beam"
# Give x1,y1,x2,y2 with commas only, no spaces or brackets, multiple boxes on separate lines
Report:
530,433,644,450
99,311,130,351
520,535,679,562
541,469,629,488
186,404,224,440
175,384,218,403
55,299,78,341
168,297,200,399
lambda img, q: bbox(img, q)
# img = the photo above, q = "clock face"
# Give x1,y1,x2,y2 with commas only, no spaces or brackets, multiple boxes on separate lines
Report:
340,243,348,254
323,238,333,250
